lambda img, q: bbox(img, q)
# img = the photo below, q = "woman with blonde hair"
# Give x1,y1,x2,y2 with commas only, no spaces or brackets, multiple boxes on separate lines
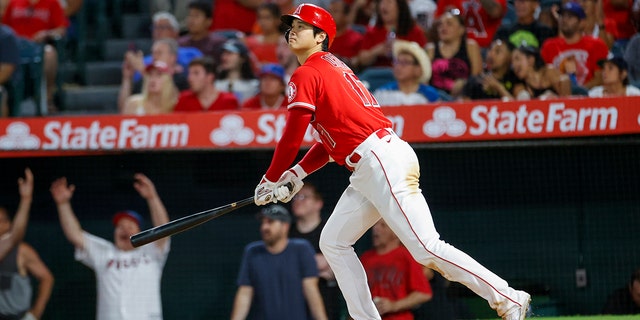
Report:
122,61,178,115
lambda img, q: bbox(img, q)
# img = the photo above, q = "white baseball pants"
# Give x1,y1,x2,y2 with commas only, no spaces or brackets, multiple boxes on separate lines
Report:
319,129,523,320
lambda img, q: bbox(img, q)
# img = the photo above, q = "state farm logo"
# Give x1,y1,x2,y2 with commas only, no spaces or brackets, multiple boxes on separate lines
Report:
210,115,254,146
0,122,40,149
423,107,466,138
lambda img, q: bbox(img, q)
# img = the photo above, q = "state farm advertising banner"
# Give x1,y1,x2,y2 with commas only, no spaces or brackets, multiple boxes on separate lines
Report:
0,96,638,158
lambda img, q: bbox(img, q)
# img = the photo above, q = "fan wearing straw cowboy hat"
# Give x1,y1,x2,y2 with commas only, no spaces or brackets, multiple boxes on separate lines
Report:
373,40,440,106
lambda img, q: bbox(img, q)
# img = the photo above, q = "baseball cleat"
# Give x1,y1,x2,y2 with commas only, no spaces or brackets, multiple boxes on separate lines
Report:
503,291,531,320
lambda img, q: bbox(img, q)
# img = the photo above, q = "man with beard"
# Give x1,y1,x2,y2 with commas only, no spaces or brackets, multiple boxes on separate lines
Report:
231,205,327,320
50,173,171,320
540,1,608,89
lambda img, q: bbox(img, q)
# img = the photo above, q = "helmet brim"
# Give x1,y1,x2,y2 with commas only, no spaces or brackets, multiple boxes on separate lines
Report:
281,14,298,27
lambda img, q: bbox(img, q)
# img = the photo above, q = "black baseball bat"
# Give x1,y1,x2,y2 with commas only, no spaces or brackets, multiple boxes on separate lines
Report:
130,183,292,247
130,197,255,247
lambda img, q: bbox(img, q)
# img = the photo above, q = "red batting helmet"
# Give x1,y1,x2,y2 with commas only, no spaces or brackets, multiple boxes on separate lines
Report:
281,3,337,47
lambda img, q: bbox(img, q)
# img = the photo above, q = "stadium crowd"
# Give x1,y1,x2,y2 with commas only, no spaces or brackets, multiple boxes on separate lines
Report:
0,0,639,116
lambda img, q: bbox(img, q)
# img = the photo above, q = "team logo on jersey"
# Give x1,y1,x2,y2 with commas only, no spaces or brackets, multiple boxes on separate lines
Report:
287,82,297,103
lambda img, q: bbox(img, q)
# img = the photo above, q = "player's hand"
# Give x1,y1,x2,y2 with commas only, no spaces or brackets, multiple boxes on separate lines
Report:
254,175,278,206
274,164,307,203
18,168,34,200
50,177,75,204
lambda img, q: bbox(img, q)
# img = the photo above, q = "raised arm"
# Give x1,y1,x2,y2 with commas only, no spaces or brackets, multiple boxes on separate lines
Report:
50,177,85,249
20,243,54,319
230,285,254,320
302,277,328,320
133,173,170,249
0,168,34,259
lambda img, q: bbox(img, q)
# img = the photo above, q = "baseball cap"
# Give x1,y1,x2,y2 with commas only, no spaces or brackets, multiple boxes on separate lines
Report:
598,56,628,71
559,1,586,19
145,60,171,73
222,39,248,55
112,210,143,227
260,63,285,83
258,205,291,223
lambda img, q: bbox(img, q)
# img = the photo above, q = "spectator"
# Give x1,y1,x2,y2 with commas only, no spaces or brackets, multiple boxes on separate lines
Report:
588,57,640,97
374,40,440,105
210,0,259,35
50,173,171,320
0,168,33,261
0,182,53,320
494,0,555,48
215,39,259,104
277,35,299,82
540,1,609,89
327,0,364,71
126,12,203,84
579,0,616,49
624,32,640,84
288,183,343,320
230,205,328,320
602,0,634,51
357,0,428,68
150,0,190,32
360,220,432,319
0,23,19,117
178,0,226,63
245,3,283,67
118,38,190,112
122,60,178,115
242,63,287,110
603,267,640,315
511,45,571,99
0,168,53,320
461,38,519,101
175,57,239,112
435,0,506,49
426,9,483,97
2,0,69,113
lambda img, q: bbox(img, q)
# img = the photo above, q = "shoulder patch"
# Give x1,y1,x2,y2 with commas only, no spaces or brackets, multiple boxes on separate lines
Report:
287,82,297,103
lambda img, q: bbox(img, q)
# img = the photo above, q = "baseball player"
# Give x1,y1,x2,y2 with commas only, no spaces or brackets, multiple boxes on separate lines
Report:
50,173,170,320
253,4,531,320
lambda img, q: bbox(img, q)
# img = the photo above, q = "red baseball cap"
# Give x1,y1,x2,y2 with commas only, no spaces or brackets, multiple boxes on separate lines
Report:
145,60,171,73
112,210,143,227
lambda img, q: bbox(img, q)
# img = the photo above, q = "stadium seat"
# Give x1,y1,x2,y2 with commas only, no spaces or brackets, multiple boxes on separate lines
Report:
358,67,395,92
7,40,46,116
571,84,589,96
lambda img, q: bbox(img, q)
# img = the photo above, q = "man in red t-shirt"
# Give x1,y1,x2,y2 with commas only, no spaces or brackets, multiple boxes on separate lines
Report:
253,4,531,320
2,0,68,112
174,57,239,112
540,1,609,89
435,0,507,48
360,220,432,320
327,0,364,71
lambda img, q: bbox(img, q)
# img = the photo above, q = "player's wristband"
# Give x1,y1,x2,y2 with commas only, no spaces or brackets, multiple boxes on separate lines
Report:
291,164,308,179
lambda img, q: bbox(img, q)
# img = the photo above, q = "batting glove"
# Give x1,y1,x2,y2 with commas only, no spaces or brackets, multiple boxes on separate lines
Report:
274,164,307,203
254,175,278,206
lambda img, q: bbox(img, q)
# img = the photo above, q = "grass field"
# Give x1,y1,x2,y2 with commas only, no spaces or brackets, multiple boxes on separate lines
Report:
529,317,639,320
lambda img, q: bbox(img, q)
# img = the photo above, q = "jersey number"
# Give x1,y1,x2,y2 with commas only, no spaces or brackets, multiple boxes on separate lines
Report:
344,73,380,108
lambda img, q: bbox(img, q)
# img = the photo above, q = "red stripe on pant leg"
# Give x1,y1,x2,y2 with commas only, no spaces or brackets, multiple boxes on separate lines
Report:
371,150,521,307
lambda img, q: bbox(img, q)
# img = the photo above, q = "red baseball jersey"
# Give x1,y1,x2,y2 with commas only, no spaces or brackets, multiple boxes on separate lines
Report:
174,90,239,112
2,0,68,40
435,0,507,48
540,36,609,86
287,52,392,165
360,245,433,320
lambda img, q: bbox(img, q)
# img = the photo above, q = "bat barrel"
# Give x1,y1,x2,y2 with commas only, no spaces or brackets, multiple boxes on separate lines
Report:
130,197,255,247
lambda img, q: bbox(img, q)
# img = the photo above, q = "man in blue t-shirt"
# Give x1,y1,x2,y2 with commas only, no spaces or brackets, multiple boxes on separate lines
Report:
230,205,328,320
